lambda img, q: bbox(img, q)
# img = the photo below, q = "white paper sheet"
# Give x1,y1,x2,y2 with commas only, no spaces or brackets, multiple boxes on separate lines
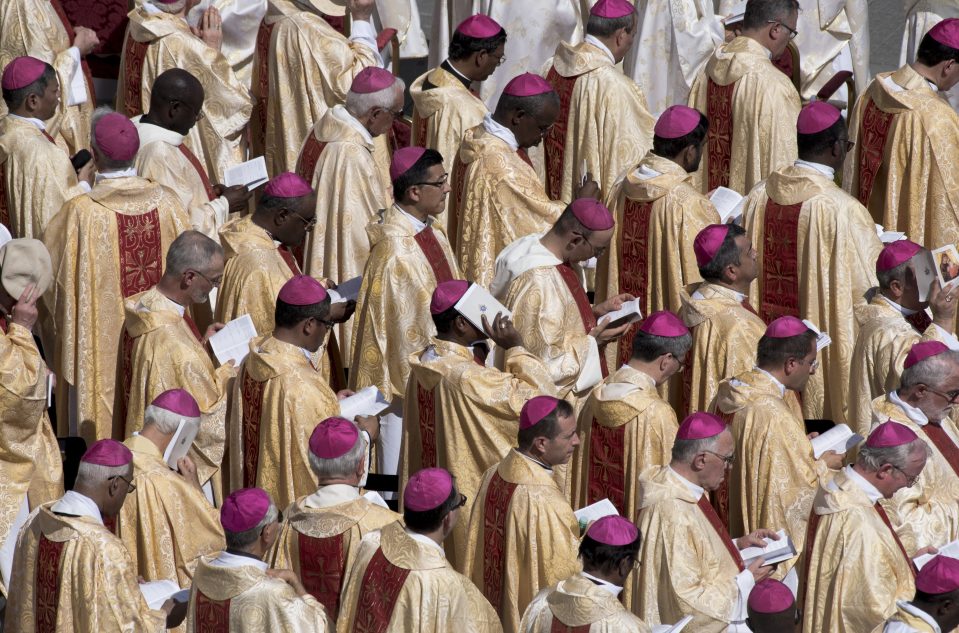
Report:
574,498,618,530
139,579,189,610
915,251,937,302
223,156,268,189
602,299,642,328
339,386,389,420
802,319,832,351
328,276,363,304
453,283,512,332
915,539,959,569
652,615,694,633
163,418,200,469
208,315,257,366
709,186,746,223
738,529,796,566
810,423,862,458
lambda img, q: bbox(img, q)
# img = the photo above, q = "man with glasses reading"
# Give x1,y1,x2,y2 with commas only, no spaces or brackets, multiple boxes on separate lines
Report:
869,341,959,557
741,101,882,425
121,230,234,504
687,0,802,195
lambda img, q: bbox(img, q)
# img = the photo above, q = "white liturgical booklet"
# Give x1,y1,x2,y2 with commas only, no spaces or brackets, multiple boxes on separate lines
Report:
652,615,694,633
738,529,796,567
208,314,257,367
916,251,937,302
810,424,862,459
915,540,959,569
163,418,200,470
338,386,389,420
602,299,643,328
453,284,512,332
328,276,363,303
574,498,618,530
801,319,832,351
223,156,268,190
139,579,189,610
709,187,745,224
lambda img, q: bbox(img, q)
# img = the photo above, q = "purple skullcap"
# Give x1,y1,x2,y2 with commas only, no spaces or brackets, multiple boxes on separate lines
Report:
1,56,46,90
638,310,689,337
866,420,919,448
676,412,726,440
502,73,553,97
390,146,426,181
590,0,635,18
278,274,328,306
586,515,639,546
694,224,731,267
151,389,201,418
351,67,396,94
570,198,614,230
876,239,922,272
764,316,810,338
748,578,796,614
264,172,312,198
929,18,959,49
654,105,702,139
455,15,503,38
916,555,959,594
430,280,469,315
309,417,359,459
94,112,140,161
220,487,271,532
797,101,842,134
520,395,560,430
904,340,950,369
404,467,454,512
81,439,133,467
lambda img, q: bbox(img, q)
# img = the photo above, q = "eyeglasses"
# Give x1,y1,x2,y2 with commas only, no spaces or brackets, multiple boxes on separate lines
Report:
189,269,222,287
110,474,137,493
702,449,735,469
414,174,449,188
287,208,317,231
670,352,686,372
489,53,506,67
926,386,959,404
891,464,921,487
312,316,336,328
176,99,205,122
455,494,468,509
796,357,820,370
575,232,606,257
767,20,798,39
836,138,855,152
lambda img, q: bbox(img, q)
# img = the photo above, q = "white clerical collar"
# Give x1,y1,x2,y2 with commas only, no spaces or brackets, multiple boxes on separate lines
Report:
303,483,360,509
636,164,662,180
151,290,187,317
889,390,928,425
332,104,374,145
519,451,553,473
405,528,446,554
96,167,138,183
581,571,624,597
7,113,47,131
691,284,746,302
133,117,185,147
211,550,269,571
878,294,918,316
668,466,705,500
583,35,616,64
51,491,104,526
482,113,519,151
300,347,314,363
753,366,787,397
794,159,835,178
844,465,884,504
441,59,472,84
926,79,940,93
394,203,431,233
894,600,942,633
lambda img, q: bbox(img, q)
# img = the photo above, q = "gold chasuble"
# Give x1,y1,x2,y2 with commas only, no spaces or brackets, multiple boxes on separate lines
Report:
678,282,766,417
687,36,801,195
803,467,917,633
250,0,299,158
877,602,939,633
349,206,459,399
455,125,565,287
0,320,64,595
269,487,399,621
264,10,379,176
0,116,86,239
0,0,95,155
742,163,882,422
7,505,167,632
543,41,654,202
337,521,502,633
409,65,487,233
186,555,332,633
465,449,581,633
844,64,959,248
635,466,748,632
43,176,189,443
521,573,652,632
117,435,224,588
298,106,391,359
713,368,828,580
597,153,720,371
849,296,945,435
402,338,557,571
870,395,959,554
122,287,234,501
227,335,341,511
122,7,253,183
569,365,677,613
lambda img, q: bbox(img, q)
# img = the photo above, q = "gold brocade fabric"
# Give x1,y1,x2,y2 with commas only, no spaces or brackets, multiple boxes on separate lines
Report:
713,368,828,579
227,335,340,510
264,10,378,176
870,395,959,554
848,296,942,436
123,287,234,502
803,469,916,633
520,573,652,632
117,435,225,592
569,365,677,613
464,449,581,633
0,0,94,155
0,116,85,239
742,164,882,423
43,176,190,443
401,338,557,572
337,521,502,633
844,64,959,249
409,66,487,233
348,207,460,400
687,36,801,195
122,7,253,183
635,466,743,632
0,323,64,595
549,41,655,202
7,505,167,632
678,282,766,416
597,153,720,375
186,556,332,632
301,106,392,359
455,125,565,287
872,603,938,633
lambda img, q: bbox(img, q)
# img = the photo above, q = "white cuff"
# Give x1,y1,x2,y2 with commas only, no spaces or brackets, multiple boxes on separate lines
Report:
574,336,603,394
349,19,385,66
65,47,88,107
935,325,959,350
78,181,92,193
732,569,756,624
359,430,372,489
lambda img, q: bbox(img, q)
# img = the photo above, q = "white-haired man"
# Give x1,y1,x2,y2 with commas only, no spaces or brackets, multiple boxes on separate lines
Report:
269,417,398,621
7,439,177,631
186,487,332,632
117,390,224,591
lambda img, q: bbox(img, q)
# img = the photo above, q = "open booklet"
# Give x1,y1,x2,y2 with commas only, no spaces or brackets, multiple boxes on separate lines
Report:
875,223,907,244
602,299,642,329
738,529,796,567
328,276,363,304
208,314,257,367
801,319,831,351
810,423,862,459
652,615,694,633
915,540,959,569
339,386,390,421
574,498,618,531
163,418,200,470
709,187,746,224
223,156,269,190
139,579,190,610
454,283,511,331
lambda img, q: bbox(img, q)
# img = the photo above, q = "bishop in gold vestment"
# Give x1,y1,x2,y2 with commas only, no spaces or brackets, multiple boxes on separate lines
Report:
44,129,189,442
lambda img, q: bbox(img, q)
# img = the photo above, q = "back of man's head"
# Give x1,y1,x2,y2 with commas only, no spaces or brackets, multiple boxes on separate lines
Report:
741,0,800,31
2,61,56,111
517,398,574,451
164,230,223,277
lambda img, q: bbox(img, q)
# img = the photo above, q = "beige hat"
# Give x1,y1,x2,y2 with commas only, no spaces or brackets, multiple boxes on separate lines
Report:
0,238,53,300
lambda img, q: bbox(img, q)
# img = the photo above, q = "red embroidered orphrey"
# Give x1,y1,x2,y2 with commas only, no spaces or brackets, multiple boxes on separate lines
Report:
178,144,217,202
298,531,347,620
120,35,148,117
587,420,626,512
240,370,266,489
696,495,746,571
194,591,231,632
481,472,518,609
543,68,581,200
856,98,895,207
252,21,276,152
350,548,411,633
873,501,918,578
413,115,428,147
921,424,959,480
448,156,469,252
116,209,164,298
0,164,10,239
705,79,735,191
413,227,454,283
416,384,438,469
759,199,802,323
616,199,654,368
295,136,328,185
556,262,608,378
35,535,65,633
550,620,591,633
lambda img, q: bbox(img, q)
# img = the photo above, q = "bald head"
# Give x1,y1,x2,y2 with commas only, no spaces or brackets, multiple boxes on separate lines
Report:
143,69,205,136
